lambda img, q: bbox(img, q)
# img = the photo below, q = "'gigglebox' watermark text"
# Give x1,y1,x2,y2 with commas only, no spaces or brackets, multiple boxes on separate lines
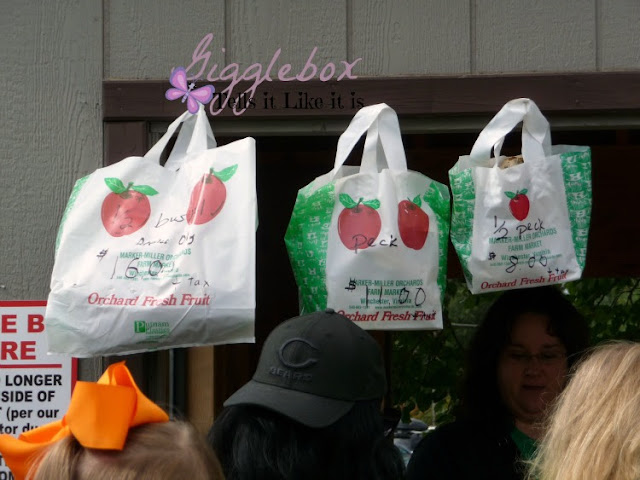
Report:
183,33,363,115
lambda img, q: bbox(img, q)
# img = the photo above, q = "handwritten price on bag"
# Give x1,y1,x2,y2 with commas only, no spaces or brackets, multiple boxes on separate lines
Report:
504,252,548,273
344,278,427,308
101,249,194,282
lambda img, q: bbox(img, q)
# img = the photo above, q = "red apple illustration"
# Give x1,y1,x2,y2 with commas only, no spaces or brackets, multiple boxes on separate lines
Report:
101,178,158,237
505,189,530,221
186,164,237,225
398,195,430,250
337,194,381,251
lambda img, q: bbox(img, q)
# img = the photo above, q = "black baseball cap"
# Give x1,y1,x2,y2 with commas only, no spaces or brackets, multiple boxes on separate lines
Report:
223,308,386,428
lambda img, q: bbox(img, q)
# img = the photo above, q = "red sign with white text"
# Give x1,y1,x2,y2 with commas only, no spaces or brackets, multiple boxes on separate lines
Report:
0,301,76,479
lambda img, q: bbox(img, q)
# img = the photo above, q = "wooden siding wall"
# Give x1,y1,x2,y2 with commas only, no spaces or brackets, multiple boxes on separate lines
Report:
105,0,640,79
0,0,104,380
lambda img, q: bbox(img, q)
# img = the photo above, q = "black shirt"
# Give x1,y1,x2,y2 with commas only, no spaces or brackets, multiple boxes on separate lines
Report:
405,419,525,480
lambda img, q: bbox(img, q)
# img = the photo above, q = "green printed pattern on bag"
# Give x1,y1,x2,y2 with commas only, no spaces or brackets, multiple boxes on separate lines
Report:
448,168,475,284
284,183,336,314
423,182,451,303
560,149,592,270
55,175,90,254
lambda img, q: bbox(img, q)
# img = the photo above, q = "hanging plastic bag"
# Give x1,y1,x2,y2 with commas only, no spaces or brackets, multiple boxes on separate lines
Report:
449,98,591,294
46,106,256,356
285,103,450,330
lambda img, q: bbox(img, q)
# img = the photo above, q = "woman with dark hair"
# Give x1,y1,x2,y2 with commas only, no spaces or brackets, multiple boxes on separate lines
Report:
211,400,402,480
406,286,590,480
208,309,405,480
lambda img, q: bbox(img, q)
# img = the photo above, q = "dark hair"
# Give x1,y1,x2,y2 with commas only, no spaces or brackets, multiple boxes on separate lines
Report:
208,400,405,480
460,286,590,425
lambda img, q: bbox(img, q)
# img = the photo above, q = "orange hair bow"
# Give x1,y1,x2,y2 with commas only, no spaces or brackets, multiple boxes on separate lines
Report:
0,361,169,480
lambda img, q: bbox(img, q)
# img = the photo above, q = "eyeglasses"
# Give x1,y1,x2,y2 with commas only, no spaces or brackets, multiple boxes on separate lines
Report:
503,350,567,366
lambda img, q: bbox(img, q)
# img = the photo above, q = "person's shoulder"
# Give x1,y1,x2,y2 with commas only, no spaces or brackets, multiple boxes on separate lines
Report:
429,418,474,435
413,419,475,450
405,420,473,480
407,419,518,480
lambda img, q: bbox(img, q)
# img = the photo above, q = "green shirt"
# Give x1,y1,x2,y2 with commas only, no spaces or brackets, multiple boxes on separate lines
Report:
510,427,537,461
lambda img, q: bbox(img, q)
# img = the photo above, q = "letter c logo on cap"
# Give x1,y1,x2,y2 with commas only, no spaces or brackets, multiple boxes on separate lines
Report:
278,338,319,369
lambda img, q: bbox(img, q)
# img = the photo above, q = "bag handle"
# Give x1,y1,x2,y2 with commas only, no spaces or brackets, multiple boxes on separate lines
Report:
144,105,216,168
164,105,216,169
469,98,552,166
361,121,381,173
332,103,407,176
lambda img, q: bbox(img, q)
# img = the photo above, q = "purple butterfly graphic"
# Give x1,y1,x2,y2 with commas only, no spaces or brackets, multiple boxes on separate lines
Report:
165,67,215,114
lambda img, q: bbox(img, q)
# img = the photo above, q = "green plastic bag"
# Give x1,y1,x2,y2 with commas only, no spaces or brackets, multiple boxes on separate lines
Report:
286,104,450,330
449,98,591,294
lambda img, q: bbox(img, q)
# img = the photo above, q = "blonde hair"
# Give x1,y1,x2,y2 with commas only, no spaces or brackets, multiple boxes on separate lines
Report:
30,421,224,480
527,341,640,480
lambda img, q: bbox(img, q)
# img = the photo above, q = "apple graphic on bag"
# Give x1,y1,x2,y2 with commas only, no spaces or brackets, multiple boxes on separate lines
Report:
186,164,238,225
505,189,530,221
398,195,430,250
101,178,158,237
337,193,381,251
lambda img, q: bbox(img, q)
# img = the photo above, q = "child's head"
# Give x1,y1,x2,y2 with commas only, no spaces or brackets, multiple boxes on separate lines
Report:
0,362,223,480
32,421,223,480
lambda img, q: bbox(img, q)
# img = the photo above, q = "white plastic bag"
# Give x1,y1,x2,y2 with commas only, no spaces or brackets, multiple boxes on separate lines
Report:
449,98,591,294
46,106,256,356
286,104,450,330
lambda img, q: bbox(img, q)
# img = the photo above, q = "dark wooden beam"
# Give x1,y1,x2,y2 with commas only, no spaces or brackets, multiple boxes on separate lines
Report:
105,72,640,121
104,121,148,165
